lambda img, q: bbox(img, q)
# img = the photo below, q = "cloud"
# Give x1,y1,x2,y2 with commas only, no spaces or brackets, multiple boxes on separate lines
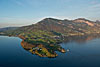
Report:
12,0,24,7
92,4,100,9
84,1,100,15
91,0,98,4
90,0,100,10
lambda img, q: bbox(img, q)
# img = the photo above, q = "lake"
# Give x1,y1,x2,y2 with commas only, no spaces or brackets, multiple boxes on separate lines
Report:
0,35,100,67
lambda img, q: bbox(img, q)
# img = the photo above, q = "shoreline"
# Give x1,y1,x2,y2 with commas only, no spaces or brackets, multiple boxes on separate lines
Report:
1,33,100,58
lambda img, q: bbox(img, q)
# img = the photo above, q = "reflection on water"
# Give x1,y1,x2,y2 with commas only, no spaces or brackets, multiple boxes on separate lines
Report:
21,40,66,58
63,34,100,43
0,35,100,67
21,34,100,58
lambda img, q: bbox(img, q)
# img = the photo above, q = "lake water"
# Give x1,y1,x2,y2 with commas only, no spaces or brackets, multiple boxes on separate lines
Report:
0,35,100,67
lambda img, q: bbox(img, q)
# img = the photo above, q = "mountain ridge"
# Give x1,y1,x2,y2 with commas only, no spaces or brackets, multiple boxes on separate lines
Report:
0,17,100,57
1,17,100,36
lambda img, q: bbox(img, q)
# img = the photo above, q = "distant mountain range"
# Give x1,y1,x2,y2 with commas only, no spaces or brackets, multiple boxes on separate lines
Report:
0,27,18,32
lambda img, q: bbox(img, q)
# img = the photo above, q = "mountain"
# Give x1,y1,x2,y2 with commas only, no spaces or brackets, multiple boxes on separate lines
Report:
17,18,100,35
1,18,100,44
0,27,18,32
1,18,100,57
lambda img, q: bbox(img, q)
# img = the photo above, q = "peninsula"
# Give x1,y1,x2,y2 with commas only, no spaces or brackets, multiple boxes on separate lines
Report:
0,18,100,57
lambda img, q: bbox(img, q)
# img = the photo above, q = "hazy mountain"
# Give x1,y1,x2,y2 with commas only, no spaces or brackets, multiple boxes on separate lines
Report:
0,27,18,32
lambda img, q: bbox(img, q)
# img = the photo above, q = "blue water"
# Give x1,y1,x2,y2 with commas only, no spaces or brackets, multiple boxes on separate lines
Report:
0,36,100,67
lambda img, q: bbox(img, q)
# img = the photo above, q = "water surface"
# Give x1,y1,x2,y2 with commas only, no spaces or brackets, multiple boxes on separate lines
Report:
0,35,100,67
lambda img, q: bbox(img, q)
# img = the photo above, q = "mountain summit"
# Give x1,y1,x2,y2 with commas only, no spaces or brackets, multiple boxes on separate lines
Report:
73,18,95,26
0,17,100,58
1,18,100,36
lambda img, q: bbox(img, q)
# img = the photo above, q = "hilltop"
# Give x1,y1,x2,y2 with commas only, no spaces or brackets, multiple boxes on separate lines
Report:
0,18,100,57
1,17,100,42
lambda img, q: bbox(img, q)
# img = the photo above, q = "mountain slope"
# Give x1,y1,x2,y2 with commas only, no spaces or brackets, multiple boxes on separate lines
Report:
1,18,100,44
1,18,100,58
15,18,100,35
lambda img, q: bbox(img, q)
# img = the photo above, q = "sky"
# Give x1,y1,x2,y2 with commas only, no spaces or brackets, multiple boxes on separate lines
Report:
0,0,100,28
